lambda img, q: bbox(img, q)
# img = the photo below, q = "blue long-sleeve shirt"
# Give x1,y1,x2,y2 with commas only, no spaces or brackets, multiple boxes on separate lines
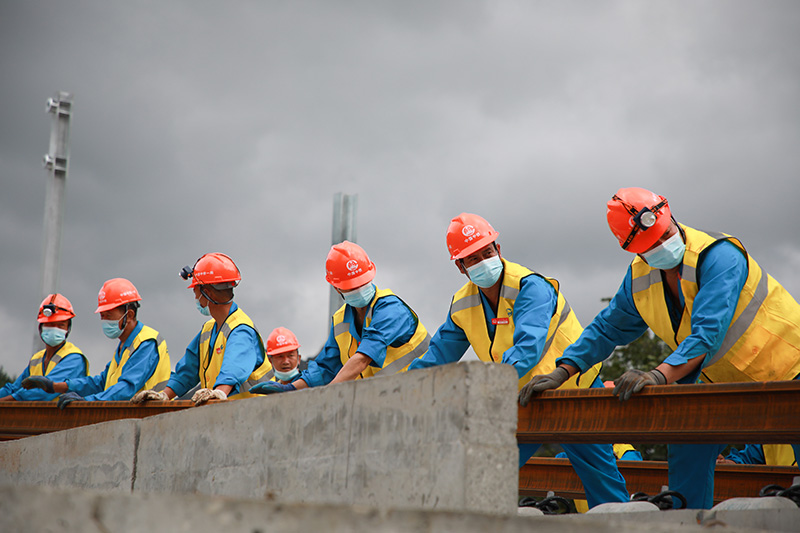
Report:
407,273,559,380
1,351,87,401
301,292,418,387
167,302,264,396
66,322,161,401
557,240,748,384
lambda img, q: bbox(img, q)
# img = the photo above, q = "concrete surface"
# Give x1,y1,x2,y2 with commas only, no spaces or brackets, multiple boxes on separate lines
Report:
1,485,788,533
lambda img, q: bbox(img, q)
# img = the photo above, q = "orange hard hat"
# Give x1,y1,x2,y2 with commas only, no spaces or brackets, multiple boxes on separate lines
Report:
446,213,499,260
266,327,301,356
38,293,75,323
325,241,376,291
607,188,672,254
95,278,142,313
184,252,241,289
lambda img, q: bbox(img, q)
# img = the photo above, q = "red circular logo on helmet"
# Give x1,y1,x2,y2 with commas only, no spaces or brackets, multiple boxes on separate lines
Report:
346,260,359,272
462,225,475,237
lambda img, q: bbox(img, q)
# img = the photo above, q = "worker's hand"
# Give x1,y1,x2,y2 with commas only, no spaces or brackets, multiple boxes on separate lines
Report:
57,391,84,409
613,369,667,401
191,388,227,406
21,376,55,393
131,390,170,404
518,366,571,407
249,381,296,395
716,454,736,464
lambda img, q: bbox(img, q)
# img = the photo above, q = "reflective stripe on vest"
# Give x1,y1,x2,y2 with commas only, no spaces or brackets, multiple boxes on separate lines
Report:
630,224,800,383
28,342,89,378
198,308,272,399
332,287,430,380
449,259,600,390
104,325,171,393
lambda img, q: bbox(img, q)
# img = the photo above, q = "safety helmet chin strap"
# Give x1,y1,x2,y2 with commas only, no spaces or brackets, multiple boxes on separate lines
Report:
199,286,234,306
613,194,668,251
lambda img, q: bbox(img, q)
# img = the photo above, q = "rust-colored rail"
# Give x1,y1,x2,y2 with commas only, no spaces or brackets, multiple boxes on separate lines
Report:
519,458,800,505
0,401,194,441
518,380,800,444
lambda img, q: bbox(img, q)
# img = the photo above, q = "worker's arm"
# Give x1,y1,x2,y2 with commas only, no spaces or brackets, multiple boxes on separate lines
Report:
83,341,160,401
12,354,87,401
165,333,203,398
329,353,373,384
407,302,470,372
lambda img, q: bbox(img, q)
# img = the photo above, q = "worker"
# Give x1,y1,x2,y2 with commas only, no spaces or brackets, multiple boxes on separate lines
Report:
522,187,800,509
22,279,171,408
265,327,302,384
132,252,271,405
407,213,629,509
0,294,89,402
250,241,429,395
717,445,796,467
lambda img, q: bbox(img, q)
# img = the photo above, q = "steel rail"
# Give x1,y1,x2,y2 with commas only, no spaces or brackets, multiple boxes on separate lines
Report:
0,401,195,441
519,458,800,505
518,380,800,444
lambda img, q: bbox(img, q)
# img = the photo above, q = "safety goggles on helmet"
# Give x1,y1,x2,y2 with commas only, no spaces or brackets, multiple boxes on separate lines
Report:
612,194,668,251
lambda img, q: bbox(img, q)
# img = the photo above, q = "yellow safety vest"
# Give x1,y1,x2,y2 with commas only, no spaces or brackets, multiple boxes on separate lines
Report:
198,307,272,399
449,259,601,390
28,341,89,378
332,288,430,379
104,325,171,393
630,225,800,383
763,445,796,467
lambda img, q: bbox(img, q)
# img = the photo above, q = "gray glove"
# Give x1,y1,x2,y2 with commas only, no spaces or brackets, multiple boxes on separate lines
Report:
613,368,667,401
131,390,170,403
519,366,571,407
191,388,227,406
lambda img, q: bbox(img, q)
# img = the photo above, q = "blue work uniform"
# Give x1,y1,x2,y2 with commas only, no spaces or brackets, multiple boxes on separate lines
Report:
557,234,800,509
302,292,420,387
167,302,265,397
1,349,87,402
66,322,162,401
724,444,797,466
409,270,630,508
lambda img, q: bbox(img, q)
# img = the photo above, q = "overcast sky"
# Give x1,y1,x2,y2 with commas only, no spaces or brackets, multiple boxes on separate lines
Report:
1,1,799,377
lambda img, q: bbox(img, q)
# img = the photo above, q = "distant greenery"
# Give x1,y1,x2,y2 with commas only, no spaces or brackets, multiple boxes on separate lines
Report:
0,366,15,388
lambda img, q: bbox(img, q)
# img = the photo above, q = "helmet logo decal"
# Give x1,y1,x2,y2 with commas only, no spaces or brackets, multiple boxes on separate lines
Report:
346,260,359,272
98,290,106,302
276,335,286,344
462,225,475,237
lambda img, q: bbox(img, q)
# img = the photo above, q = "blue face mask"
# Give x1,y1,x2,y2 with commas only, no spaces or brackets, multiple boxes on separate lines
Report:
342,283,376,309
102,319,123,339
273,367,300,382
40,327,67,347
642,232,686,270
466,255,503,288
196,299,211,316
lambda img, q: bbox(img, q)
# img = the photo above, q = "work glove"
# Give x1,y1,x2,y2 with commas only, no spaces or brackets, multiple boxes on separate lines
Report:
131,390,170,404
518,366,571,407
21,376,55,393
249,381,296,395
613,368,667,401
57,391,85,409
191,388,228,406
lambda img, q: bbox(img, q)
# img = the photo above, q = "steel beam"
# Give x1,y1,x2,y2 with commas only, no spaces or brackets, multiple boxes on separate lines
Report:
518,380,800,444
0,401,194,441
519,458,800,505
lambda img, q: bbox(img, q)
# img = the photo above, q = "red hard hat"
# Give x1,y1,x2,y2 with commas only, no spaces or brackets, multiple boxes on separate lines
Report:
187,253,241,289
325,241,376,291
266,327,301,356
446,213,499,260
95,278,142,313
38,293,75,323
607,188,672,254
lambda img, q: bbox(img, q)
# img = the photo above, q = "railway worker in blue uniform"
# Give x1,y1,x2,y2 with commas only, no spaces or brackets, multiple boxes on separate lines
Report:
407,213,629,509
250,241,430,395
718,444,796,467
0,294,89,402
522,187,800,509
22,279,171,408
265,327,302,384
132,252,271,406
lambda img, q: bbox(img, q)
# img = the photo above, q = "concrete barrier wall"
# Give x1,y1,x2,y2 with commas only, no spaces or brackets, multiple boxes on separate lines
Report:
0,361,520,515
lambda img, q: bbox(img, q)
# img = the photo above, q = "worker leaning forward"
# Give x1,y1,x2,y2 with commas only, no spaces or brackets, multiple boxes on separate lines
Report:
522,187,800,509
133,252,271,406
407,213,629,509
250,241,429,395
1,294,89,402
22,279,171,408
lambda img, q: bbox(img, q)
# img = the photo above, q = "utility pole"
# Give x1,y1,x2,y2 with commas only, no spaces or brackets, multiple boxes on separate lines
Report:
329,192,358,318
34,91,73,352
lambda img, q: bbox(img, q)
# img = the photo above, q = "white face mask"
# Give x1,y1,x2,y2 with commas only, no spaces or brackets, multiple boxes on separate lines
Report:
466,255,503,288
342,283,376,308
273,367,300,382
641,232,686,270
